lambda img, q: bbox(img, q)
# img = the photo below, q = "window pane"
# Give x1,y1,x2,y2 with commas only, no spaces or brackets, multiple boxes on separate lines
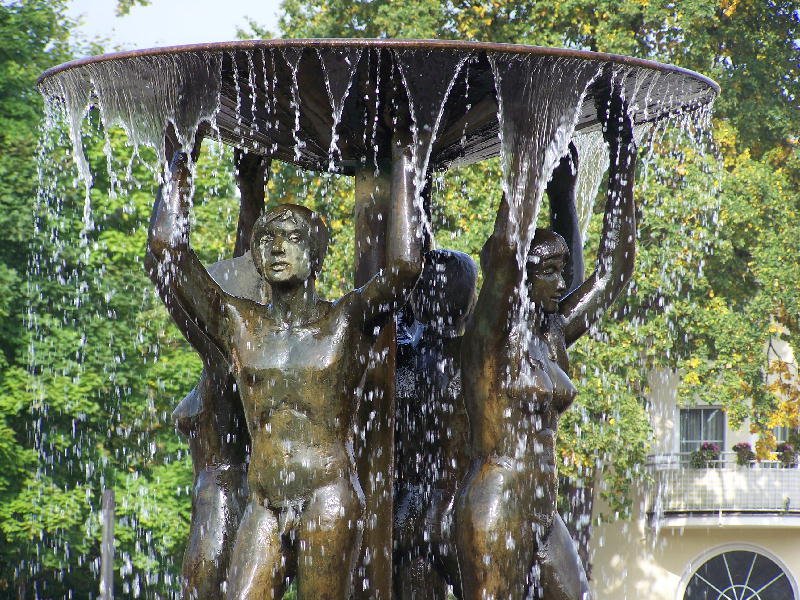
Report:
680,408,725,452
683,550,796,600
681,410,702,447
704,409,724,446
774,426,795,443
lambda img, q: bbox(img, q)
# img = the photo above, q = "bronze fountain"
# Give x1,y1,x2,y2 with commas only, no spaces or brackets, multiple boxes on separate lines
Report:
39,39,718,599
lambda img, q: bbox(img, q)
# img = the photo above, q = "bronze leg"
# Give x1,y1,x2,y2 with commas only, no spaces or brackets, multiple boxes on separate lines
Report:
183,468,247,599
433,495,462,599
537,514,592,600
226,501,287,600
396,555,449,600
394,485,443,600
455,461,537,600
295,477,364,600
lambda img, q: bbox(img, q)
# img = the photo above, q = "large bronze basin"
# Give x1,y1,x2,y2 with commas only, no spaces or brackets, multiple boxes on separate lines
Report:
39,39,718,174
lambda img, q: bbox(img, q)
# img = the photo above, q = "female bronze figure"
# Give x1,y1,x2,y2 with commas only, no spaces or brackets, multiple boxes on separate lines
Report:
148,135,422,599
455,94,637,600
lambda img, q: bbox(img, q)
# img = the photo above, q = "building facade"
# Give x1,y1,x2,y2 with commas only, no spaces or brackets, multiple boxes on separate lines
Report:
590,369,800,600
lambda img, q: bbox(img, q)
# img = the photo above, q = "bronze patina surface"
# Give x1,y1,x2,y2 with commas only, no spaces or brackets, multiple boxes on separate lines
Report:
38,39,717,174
454,89,637,600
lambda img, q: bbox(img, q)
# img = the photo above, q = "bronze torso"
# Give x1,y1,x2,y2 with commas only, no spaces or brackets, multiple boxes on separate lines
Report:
224,296,370,506
463,311,576,515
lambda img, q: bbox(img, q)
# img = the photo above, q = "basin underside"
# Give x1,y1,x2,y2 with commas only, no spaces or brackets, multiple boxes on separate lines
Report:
39,39,718,174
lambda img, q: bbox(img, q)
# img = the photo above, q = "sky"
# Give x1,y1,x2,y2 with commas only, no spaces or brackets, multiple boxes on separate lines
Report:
66,0,283,51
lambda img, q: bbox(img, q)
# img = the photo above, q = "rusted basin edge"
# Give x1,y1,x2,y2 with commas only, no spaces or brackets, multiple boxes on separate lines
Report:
38,38,720,97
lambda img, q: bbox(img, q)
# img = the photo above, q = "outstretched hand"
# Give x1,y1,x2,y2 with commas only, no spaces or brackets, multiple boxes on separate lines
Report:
547,142,579,201
163,123,203,167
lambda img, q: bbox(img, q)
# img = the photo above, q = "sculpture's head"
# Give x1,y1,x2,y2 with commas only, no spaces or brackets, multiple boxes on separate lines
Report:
250,204,329,286
526,228,569,313
412,249,478,332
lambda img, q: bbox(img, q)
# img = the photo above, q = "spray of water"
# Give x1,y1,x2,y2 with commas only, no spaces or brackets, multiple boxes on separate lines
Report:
35,41,718,598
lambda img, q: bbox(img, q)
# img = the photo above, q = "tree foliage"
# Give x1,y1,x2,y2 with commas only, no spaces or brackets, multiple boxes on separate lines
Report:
0,2,243,594
19,122,239,595
115,0,151,17
0,0,797,594
0,0,72,592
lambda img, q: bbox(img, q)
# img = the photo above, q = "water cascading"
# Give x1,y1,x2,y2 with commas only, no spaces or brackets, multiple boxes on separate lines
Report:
37,39,718,599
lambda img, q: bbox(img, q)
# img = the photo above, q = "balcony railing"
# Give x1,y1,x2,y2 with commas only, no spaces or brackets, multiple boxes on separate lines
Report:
646,452,800,515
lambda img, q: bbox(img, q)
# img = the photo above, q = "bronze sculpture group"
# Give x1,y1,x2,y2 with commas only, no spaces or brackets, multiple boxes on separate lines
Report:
147,89,636,600
32,33,718,600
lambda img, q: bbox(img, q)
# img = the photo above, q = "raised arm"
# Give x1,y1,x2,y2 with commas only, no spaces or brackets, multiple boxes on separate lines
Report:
233,149,270,257
146,148,269,359
547,142,585,294
560,91,637,346
354,131,424,331
472,116,537,304
463,192,522,351
146,151,232,355
144,255,225,366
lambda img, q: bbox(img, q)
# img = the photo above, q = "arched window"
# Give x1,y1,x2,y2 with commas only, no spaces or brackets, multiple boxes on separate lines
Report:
683,549,796,600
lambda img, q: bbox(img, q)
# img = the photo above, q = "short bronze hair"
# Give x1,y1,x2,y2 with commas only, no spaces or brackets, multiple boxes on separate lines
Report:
250,204,329,276
412,249,478,326
527,228,569,266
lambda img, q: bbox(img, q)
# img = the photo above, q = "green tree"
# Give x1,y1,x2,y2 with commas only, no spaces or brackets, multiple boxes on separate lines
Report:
0,1,246,593
0,0,73,593
25,117,252,595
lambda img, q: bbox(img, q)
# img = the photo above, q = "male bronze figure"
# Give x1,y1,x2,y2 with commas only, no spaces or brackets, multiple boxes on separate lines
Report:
455,91,637,600
148,132,422,599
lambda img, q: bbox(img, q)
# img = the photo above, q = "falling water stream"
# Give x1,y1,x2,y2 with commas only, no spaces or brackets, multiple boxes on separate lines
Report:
34,40,717,598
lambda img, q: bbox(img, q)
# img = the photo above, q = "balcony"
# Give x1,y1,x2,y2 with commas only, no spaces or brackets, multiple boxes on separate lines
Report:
646,452,800,520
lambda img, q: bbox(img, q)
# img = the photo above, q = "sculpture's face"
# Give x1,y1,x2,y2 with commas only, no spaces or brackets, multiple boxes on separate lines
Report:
254,211,313,286
526,254,567,314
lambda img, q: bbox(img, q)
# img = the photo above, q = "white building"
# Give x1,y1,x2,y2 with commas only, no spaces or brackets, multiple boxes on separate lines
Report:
590,365,800,600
